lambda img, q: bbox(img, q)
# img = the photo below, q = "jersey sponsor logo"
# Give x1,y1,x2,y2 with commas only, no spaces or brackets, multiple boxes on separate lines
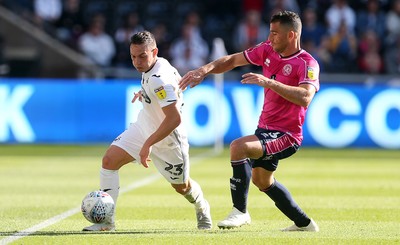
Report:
307,66,316,80
154,86,166,100
282,64,292,76
141,87,151,103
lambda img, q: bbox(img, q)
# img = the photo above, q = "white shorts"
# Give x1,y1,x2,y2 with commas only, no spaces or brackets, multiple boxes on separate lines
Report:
111,123,190,184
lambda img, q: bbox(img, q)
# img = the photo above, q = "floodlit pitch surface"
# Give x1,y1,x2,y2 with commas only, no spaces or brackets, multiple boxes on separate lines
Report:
0,145,399,244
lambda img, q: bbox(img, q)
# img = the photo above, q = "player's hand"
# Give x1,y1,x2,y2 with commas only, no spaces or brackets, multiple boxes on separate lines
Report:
241,72,271,87
179,69,204,90
139,145,151,168
132,91,142,103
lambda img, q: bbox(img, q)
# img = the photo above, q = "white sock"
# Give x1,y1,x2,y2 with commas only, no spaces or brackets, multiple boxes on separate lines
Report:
100,168,119,223
184,179,205,209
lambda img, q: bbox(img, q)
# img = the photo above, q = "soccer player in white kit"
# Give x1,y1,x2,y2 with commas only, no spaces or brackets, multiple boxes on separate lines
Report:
83,31,212,231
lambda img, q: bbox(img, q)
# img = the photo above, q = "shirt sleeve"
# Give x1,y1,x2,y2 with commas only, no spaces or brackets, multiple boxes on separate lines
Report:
244,41,269,66
148,76,178,108
298,58,320,92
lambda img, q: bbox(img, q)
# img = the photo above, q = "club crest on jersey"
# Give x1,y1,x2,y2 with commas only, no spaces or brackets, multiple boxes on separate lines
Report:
264,58,270,67
282,64,292,76
154,86,166,99
307,66,316,80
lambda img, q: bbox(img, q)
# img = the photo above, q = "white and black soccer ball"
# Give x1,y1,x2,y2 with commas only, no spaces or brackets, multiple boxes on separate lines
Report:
81,190,115,224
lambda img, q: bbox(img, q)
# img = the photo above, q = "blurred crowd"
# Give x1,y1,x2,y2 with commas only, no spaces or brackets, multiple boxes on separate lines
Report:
1,0,400,75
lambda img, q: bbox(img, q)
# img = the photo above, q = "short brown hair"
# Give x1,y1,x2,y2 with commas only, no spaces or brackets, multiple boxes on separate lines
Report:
270,11,302,33
130,31,156,48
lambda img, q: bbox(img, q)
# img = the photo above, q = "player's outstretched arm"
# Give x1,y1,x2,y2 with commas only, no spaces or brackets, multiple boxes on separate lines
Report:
179,69,206,90
179,52,249,90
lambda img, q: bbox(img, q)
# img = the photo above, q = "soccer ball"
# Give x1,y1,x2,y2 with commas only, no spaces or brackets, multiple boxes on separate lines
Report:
81,190,115,224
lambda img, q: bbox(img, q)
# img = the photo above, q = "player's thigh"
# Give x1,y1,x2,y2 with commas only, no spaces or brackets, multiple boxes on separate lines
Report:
151,146,189,185
230,135,263,160
105,124,145,170
102,145,135,170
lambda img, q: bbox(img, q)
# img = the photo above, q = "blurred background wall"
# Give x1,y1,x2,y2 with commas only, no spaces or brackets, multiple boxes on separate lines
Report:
0,0,399,148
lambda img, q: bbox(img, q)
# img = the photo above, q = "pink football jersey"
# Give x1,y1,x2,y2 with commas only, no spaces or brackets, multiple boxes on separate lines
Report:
244,40,320,144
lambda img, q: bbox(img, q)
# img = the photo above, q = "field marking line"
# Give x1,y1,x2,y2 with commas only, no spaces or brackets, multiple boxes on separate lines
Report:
0,149,220,245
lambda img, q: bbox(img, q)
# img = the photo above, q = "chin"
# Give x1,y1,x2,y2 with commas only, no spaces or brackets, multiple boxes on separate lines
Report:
135,67,144,72
271,46,280,52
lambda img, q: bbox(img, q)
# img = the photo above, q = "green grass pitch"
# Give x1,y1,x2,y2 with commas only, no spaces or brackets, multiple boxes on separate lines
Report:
0,145,399,244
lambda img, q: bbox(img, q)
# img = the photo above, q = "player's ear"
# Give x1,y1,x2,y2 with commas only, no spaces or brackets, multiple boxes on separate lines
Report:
152,47,159,56
288,30,296,41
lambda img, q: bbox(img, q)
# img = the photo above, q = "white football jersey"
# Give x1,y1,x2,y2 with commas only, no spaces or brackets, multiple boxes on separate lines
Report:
135,57,187,148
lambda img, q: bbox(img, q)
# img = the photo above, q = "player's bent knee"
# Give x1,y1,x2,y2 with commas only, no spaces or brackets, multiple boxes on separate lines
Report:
252,177,272,191
230,139,246,157
230,139,241,151
102,155,117,170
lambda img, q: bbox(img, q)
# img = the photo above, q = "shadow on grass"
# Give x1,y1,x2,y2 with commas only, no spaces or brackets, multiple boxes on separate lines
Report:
0,228,243,237
0,229,220,237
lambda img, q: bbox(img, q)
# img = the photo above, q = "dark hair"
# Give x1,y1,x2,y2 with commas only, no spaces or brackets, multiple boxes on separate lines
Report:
130,31,156,48
270,11,302,33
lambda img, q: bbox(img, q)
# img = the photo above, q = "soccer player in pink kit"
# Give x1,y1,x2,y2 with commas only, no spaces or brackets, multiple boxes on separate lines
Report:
179,11,320,231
